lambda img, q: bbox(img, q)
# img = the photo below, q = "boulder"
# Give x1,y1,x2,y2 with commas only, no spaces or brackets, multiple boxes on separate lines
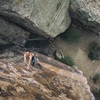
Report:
0,0,71,38
69,0,100,35
55,49,64,59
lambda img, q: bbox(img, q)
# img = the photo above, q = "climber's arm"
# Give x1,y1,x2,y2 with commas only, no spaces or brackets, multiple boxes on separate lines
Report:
27,56,32,67
24,53,28,65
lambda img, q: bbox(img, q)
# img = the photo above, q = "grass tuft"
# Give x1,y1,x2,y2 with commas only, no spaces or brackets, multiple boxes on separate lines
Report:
54,54,75,67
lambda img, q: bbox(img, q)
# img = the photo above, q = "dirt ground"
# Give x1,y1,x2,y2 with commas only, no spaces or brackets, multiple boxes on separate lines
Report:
54,25,100,89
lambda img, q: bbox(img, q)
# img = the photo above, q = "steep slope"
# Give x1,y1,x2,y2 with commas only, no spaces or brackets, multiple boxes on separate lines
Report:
0,51,94,100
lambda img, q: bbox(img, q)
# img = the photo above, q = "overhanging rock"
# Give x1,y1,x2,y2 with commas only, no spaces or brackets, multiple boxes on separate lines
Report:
0,0,71,38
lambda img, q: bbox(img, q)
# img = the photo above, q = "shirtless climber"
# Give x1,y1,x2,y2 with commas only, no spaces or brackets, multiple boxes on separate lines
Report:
24,50,38,69
24,50,42,69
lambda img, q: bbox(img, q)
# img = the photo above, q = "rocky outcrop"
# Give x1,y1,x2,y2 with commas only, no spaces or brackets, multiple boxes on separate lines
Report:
0,0,100,43
0,50,94,100
0,18,30,46
0,0,71,38
69,0,100,35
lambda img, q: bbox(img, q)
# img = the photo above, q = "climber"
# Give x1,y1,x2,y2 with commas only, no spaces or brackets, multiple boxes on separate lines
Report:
24,50,38,69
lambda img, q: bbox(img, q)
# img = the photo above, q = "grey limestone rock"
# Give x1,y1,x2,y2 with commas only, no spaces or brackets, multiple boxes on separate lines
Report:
0,0,71,38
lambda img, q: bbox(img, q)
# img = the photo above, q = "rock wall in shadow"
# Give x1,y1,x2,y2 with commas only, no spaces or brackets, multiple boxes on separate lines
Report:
69,0,100,36
0,17,30,46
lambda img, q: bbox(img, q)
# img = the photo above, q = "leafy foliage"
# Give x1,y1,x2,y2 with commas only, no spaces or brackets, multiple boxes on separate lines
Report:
61,28,81,43
88,42,100,60
92,89,100,100
92,73,100,84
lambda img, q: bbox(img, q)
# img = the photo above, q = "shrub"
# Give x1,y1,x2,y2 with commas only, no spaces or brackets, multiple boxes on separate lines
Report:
92,73,100,84
88,42,100,60
92,89,100,100
61,28,81,43
54,54,75,67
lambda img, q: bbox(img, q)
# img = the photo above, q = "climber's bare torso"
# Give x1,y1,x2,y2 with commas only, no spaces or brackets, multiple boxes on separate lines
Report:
24,51,34,69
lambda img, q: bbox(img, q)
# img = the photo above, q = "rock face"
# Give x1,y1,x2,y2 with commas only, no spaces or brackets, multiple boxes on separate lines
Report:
0,18,30,46
0,0,71,38
69,0,100,35
0,50,94,100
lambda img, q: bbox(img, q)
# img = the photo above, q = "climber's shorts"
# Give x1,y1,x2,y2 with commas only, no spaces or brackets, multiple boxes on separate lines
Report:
31,56,35,66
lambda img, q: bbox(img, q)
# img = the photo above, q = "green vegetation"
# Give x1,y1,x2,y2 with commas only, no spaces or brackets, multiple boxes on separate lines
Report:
54,54,75,67
92,89,100,100
61,27,81,43
88,42,100,60
92,73,100,84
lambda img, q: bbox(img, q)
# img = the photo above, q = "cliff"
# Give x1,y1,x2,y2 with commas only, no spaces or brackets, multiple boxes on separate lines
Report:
0,50,94,100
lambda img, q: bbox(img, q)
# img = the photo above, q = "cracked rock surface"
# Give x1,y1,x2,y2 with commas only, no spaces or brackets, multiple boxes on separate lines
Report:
0,50,94,100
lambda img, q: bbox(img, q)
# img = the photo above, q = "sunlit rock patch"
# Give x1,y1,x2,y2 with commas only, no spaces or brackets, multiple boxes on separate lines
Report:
0,51,94,100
